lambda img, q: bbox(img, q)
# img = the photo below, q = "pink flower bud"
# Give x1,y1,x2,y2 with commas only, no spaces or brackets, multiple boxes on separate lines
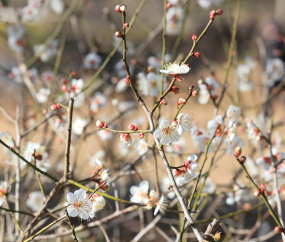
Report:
259,183,266,192
61,78,68,85
147,66,154,73
124,23,129,29
234,147,242,157
124,78,130,85
275,226,283,233
115,31,123,38
138,132,144,139
115,5,122,12
192,34,197,41
177,97,186,108
240,156,246,164
254,189,261,197
61,85,68,92
176,76,185,82
210,10,216,20
120,133,131,142
194,52,201,58
128,124,138,131
35,155,43,161
96,120,107,129
216,9,223,15
160,98,168,105
146,202,153,210
192,90,199,96
166,2,172,9
171,86,181,94
51,104,61,111
71,71,77,77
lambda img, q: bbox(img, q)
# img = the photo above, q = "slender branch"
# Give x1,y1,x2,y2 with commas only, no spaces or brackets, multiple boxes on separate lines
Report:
97,127,150,134
64,99,74,181
65,209,79,242
173,85,194,120
0,207,34,217
33,149,45,198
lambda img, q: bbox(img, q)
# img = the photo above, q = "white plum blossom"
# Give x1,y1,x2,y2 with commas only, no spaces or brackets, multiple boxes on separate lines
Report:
36,88,51,103
147,54,171,68
10,67,38,83
90,92,107,113
184,154,198,178
225,136,245,155
70,79,84,93
66,189,94,220
196,133,217,153
149,190,159,201
265,58,285,87
176,113,193,135
198,86,211,104
0,181,7,206
50,0,64,14
0,132,14,154
137,72,166,97
26,191,44,212
22,4,40,21
256,148,285,171
207,115,223,136
161,177,175,199
8,36,24,53
88,151,106,168
226,182,244,205
204,77,219,94
154,195,168,216
154,120,181,145
117,141,131,156
135,139,148,155
115,61,134,78
166,7,184,35
160,62,190,75
84,52,102,71
197,0,211,9
116,101,137,113
172,168,189,186
115,78,129,93
23,142,50,172
226,105,241,126
237,64,253,92
41,71,54,84
201,178,216,194
72,117,88,135
33,40,59,62
244,156,259,177
98,129,113,140
7,24,25,39
166,137,186,155
198,77,219,104
91,194,106,212
130,180,149,203
120,133,132,146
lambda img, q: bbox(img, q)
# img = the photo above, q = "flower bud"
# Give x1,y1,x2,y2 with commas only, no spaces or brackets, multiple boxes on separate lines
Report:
234,147,242,157
61,85,68,92
275,226,283,233
198,79,203,85
42,109,47,115
192,90,199,96
147,66,154,73
8,72,14,78
192,34,197,41
160,98,168,105
115,31,123,38
166,2,172,9
216,9,223,15
194,52,201,58
210,10,216,20
97,181,110,192
96,120,107,129
254,189,261,197
35,154,43,161
138,132,144,139
131,59,137,66
61,78,68,85
128,124,138,131
115,5,122,12
71,71,77,77
120,4,127,12
146,202,153,210
259,183,266,193
124,23,129,29
243,203,251,210
51,104,61,111
171,86,181,94
176,76,184,82
124,78,130,85
177,97,187,108
240,156,246,164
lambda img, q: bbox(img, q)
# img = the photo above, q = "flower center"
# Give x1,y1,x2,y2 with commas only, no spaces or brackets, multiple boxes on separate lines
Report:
0,189,5,197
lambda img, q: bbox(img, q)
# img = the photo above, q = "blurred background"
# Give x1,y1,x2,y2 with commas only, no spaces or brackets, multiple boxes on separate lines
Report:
0,0,285,241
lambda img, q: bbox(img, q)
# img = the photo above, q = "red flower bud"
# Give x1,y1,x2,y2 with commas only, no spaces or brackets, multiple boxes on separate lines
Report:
124,23,129,29
127,74,131,79
254,189,261,197
259,183,266,193
176,76,185,82
216,9,223,15
171,86,181,94
61,85,68,92
61,78,68,85
177,97,187,108
138,132,144,139
8,72,14,78
96,120,107,129
194,52,201,58
192,90,199,96
71,71,77,77
240,156,246,164
192,34,197,41
234,147,242,157
210,10,216,20
160,98,168,105
115,31,123,38
124,78,130,85
275,226,283,233
115,5,122,13
166,2,172,9
51,104,61,111
35,154,43,161
128,124,138,131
